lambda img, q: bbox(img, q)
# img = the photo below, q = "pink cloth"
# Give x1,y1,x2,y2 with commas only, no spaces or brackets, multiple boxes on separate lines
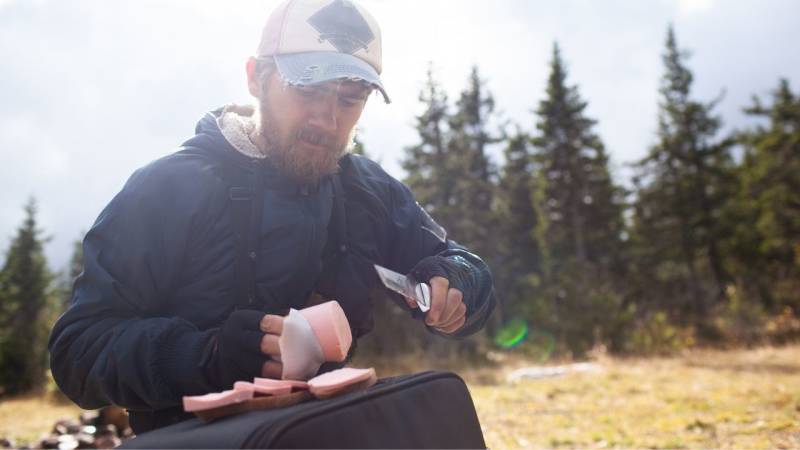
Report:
183,389,254,412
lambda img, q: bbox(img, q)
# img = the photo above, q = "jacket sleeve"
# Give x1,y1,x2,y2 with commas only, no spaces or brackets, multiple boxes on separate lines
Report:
379,165,496,338
48,158,220,411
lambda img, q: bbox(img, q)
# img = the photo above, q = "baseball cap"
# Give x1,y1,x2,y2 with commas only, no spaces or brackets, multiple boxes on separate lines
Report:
257,0,390,104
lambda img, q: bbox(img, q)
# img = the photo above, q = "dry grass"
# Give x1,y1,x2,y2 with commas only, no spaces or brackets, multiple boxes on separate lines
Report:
1,345,798,448
468,344,800,449
0,392,85,445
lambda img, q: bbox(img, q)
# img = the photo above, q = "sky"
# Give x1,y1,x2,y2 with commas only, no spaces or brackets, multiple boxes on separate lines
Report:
0,0,798,271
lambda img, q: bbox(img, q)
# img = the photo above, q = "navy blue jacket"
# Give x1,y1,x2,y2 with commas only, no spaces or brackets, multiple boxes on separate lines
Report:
49,110,495,423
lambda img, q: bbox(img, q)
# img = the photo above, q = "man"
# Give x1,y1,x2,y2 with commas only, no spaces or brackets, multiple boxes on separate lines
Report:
49,0,495,434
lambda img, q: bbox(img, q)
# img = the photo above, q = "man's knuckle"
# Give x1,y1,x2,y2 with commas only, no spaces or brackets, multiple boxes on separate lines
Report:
260,335,270,352
261,359,282,378
431,276,449,288
261,314,284,334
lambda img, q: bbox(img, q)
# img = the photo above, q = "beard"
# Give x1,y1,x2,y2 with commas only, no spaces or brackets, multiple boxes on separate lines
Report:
256,94,354,185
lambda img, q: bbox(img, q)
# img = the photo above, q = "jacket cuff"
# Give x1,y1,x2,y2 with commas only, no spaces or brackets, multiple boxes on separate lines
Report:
156,328,217,398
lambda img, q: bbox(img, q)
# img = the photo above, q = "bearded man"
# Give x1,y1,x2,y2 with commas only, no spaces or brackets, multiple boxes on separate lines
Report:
49,0,495,434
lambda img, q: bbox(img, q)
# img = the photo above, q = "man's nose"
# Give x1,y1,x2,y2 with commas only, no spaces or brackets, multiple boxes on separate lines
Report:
307,97,338,133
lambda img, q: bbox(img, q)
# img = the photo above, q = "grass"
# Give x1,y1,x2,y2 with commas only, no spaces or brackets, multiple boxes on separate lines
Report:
467,344,800,449
1,345,798,448
0,392,85,445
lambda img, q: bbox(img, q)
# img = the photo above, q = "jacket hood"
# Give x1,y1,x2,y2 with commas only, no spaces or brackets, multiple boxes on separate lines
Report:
178,108,242,162
182,107,329,193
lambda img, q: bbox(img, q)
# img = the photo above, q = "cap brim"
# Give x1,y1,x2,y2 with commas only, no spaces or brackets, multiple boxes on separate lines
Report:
274,52,390,104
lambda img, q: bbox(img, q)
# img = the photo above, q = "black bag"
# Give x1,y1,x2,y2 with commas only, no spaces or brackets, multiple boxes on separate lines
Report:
120,371,485,449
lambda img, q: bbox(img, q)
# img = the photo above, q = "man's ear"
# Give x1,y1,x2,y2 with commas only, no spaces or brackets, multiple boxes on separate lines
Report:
245,57,262,98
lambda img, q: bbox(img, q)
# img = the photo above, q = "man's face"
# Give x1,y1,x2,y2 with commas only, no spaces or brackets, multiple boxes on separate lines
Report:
258,72,371,184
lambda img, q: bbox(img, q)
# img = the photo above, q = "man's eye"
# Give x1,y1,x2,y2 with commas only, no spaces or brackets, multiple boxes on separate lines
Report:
296,87,316,98
339,97,365,108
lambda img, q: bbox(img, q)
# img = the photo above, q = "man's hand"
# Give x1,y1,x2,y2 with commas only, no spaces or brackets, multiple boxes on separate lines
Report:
258,314,284,378
212,310,285,388
405,276,466,334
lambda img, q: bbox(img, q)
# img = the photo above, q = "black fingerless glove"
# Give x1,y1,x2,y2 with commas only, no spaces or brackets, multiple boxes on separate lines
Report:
204,310,267,390
408,255,473,295
407,251,494,337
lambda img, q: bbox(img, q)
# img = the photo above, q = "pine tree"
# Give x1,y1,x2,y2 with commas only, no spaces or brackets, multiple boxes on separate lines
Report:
728,79,800,312
0,198,54,395
533,44,626,269
57,236,84,310
68,238,84,287
530,43,628,353
404,65,501,262
402,65,501,360
444,66,501,261
495,129,542,321
403,64,455,223
344,125,428,359
630,26,735,331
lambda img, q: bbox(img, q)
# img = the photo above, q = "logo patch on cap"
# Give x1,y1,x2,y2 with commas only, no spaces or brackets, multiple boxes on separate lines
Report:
307,0,375,54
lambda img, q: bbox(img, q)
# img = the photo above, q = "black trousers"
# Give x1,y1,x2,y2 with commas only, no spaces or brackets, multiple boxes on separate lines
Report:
128,407,194,435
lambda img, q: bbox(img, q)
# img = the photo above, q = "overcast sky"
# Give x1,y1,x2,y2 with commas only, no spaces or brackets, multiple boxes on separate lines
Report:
1,0,798,271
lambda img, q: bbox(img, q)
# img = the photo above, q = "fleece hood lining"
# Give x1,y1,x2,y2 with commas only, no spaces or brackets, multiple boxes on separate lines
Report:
216,104,266,159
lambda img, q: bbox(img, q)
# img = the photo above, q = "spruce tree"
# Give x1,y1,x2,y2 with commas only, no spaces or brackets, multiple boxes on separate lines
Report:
0,198,53,395
444,66,501,261
728,79,800,312
404,65,501,262
402,65,500,360
401,66,455,359
495,129,542,321
630,26,735,330
403,64,455,223
530,43,627,353
57,236,84,310
347,125,426,359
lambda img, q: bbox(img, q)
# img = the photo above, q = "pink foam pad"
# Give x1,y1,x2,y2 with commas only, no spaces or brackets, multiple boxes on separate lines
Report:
233,381,292,396
308,368,376,397
299,301,352,362
183,388,254,412
253,377,309,390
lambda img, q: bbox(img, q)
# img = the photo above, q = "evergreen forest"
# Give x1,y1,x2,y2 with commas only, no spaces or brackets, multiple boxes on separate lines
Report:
1,27,798,396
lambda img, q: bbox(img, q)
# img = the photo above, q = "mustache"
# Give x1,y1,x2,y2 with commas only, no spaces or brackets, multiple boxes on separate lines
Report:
296,127,336,147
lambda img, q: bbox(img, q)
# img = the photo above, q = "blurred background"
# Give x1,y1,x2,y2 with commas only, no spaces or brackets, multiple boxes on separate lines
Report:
1,0,799,448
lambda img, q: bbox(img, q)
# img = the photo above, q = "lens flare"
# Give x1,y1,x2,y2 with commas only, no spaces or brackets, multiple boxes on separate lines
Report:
494,317,529,349
494,318,556,361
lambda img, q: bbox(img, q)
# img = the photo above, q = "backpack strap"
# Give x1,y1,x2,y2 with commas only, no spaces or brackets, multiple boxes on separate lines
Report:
223,159,266,310
330,172,348,256
314,172,348,300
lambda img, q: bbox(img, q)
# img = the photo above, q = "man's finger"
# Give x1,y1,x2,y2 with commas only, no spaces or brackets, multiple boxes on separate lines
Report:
261,360,282,379
436,315,466,334
260,333,280,356
260,314,284,335
437,289,464,325
439,302,466,329
425,276,449,325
